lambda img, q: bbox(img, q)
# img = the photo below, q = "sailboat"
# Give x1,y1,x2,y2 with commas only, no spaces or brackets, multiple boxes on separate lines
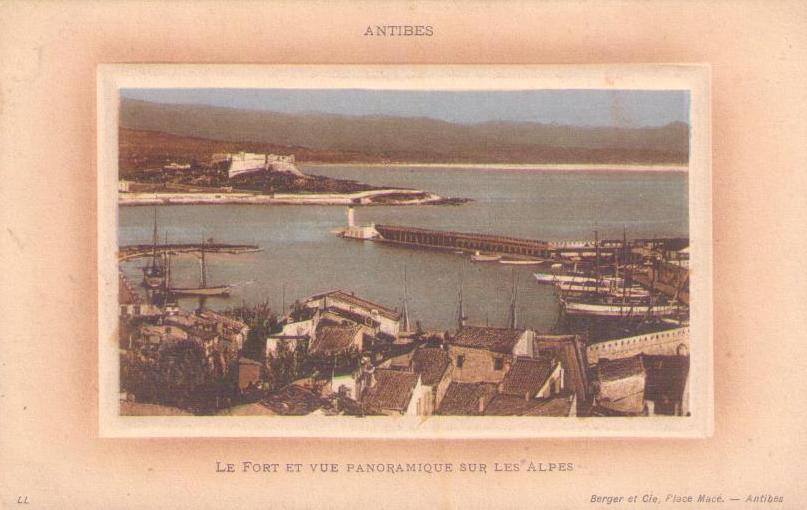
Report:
559,296,680,318
559,227,681,318
142,209,166,289
169,240,230,297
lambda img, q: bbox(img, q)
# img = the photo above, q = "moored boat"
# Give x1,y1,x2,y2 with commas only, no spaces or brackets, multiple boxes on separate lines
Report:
471,251,502,262
534,272,624,286
141,209,165,289
169,285,231,297
168,241,230,298
499,259,544,266
560,297,681,318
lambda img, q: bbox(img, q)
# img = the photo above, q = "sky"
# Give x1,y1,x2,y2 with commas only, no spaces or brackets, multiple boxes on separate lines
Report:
121,88,690,128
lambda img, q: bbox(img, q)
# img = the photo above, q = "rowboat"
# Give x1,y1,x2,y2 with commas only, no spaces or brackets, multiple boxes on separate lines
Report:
471,251,502,262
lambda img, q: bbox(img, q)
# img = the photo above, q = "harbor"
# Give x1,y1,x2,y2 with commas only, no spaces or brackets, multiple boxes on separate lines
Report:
116,127,691,418
120,165,688,332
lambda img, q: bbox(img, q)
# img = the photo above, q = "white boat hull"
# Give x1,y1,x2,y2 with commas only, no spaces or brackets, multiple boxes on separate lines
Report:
471,254,502,262
534,273,624,286
170,286,230,297
556,283,650,297
562,300,680,318
499,259,543,266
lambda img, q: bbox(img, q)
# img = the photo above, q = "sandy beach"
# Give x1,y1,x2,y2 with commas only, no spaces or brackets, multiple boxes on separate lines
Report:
303,162,688,172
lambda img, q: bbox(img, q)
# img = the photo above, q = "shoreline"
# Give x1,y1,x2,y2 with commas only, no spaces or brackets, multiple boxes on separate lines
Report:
118,188,458,207
302,162,689,172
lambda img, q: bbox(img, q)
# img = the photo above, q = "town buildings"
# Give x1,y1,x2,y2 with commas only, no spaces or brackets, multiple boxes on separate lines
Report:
120,279,690,419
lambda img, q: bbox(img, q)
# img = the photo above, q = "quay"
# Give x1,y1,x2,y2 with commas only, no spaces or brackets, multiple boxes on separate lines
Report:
119,242,261,261
372,224,551,258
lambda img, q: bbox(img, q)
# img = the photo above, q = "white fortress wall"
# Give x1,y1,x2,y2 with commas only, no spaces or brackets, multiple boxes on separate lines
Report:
586,327,690,365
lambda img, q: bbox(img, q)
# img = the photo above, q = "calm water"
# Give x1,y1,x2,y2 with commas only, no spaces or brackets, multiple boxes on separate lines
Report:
119,166,688,332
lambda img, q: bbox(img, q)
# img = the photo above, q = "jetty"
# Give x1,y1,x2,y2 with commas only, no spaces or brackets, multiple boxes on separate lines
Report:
373,224,551,259
119,242,261,261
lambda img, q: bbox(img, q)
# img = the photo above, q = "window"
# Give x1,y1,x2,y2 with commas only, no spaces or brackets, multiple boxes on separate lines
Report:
494,358,504,370
456,355,465,368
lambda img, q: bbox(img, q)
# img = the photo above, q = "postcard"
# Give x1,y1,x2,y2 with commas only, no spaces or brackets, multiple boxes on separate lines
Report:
97,64,712,438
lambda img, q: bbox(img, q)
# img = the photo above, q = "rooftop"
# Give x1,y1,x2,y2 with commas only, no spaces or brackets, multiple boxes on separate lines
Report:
535,335,588,401
362,369,419,412
484,392,575,417
411,347,451,386
262,385,326,415
309,290,401,321
450,326,525,354
436,382,498,416
499,357,556,398
598,354,646,382
310,323,362,356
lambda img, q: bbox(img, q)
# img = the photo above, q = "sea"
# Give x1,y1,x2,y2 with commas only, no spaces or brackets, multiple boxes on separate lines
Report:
119,165,688,333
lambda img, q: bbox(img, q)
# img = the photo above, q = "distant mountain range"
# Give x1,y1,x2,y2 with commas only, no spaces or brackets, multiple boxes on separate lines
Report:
119,98,689,165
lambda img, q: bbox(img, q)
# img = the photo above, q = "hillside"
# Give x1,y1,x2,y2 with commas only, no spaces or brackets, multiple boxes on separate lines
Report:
119,99,690,166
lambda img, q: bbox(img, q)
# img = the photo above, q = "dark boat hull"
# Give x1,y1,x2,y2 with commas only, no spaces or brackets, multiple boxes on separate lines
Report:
169,286,230,297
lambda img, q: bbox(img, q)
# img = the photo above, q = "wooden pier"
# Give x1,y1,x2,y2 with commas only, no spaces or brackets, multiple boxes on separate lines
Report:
119,242,261,261
373,224,551,258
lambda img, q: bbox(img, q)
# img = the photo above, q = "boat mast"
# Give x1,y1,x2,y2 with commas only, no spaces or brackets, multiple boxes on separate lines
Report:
401,265,411,333
594,229,600,284
199,240,207,289
162,232,169,293
281,282,286,316
508,268,518,329
456,264,465,330
622,226,628,302
150,208,159,269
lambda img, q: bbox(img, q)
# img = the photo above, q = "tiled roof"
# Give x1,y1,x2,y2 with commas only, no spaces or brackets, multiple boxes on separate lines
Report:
311,290,401,321
499,357,556,398
484,392,574,417
411,347,451,386
598,354,645,382
310,323,362,356
535,335,589,401
362,369,419,412
524,393,576,416
643,355,689,403
262,384,326,415
436,382,498,416
450,326,524,354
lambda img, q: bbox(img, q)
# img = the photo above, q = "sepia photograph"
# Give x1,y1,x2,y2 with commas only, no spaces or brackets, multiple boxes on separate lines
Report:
98,65,711,437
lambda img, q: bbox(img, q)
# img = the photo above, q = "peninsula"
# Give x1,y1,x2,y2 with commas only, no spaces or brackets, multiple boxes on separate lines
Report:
118,130,467,207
